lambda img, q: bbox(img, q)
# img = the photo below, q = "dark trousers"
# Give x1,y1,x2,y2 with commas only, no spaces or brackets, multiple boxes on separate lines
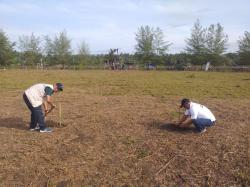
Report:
23,93,46,129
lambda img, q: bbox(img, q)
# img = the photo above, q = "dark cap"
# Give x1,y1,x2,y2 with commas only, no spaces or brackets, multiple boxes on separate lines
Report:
56,83,63,91
180,98,190,108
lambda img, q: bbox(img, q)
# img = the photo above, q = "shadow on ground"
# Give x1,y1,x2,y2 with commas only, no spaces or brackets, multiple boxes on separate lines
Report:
145,120,195,134
0,118,67,130
0,117,27,130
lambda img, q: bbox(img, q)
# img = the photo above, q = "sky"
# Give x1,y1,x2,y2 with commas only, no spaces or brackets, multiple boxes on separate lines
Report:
0,0,249,54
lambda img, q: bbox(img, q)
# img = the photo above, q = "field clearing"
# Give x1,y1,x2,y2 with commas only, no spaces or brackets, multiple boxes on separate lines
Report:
0,70,249,186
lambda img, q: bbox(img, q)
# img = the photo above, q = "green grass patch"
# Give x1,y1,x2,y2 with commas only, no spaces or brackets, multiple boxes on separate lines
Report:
0,70,249,99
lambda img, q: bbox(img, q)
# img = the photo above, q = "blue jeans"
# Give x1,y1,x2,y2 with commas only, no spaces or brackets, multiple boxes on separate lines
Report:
192,118,215,132
23,93,46,129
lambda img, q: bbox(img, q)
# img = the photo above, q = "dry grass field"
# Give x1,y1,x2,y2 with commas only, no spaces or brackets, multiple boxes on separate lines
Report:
0,70,249,186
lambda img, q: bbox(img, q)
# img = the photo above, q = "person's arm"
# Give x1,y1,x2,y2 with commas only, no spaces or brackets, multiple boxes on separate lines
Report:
177,115,188,126
43,102,49,114
180,105,198,128
179,118,193,128
177,106,196,128
44,95,56,116
46,95,56,108
44,86,56,108
176,109,193,128
43,86,56,116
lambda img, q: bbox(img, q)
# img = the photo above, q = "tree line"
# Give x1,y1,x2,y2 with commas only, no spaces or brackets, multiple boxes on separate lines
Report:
0,19,249,69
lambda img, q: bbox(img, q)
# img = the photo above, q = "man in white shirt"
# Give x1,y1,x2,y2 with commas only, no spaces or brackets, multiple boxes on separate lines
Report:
23,83,63,132
176,98,216,133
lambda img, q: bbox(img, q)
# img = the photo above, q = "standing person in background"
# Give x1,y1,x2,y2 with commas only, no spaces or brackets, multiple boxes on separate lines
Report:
176,98,216,133
23,83,63,132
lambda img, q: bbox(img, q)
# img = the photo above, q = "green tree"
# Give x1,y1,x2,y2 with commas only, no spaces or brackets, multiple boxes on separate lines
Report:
42,35,55,66
77,41,90,68
53,30,72,68
238,31,250,65
206,23,228,55
135,25,155,64
153,27,171,55
239,31,250,52
18,33,41,66
0,29,14,66
135,26,170,65
204,23,229,66
78,41,90,56
185,19,207,54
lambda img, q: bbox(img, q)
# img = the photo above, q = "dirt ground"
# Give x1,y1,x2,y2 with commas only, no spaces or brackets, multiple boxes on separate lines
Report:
0,90,249,186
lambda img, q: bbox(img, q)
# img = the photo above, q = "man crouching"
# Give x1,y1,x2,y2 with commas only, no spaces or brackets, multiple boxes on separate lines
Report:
176,98,216,133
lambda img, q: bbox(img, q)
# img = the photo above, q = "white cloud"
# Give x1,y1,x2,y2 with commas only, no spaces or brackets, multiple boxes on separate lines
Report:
0,0,250,53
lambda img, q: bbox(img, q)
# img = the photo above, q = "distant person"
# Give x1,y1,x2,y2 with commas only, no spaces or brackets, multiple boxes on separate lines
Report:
176,98,216,133
23,83,63,132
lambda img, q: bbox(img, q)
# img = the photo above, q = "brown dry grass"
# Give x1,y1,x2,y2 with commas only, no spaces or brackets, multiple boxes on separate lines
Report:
0,70,249,186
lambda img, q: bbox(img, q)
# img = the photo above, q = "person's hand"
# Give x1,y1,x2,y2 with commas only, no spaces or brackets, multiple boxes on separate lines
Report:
174,122,181,127
44,106,55,116
51,104,56,108
45,109,49,116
